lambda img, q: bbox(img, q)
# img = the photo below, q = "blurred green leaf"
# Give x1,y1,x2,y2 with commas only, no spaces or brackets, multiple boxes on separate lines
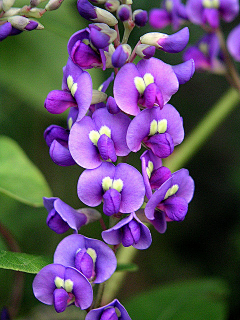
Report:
125,278,229,320
116,263,139,272
0,250,51,273
0,136,52,206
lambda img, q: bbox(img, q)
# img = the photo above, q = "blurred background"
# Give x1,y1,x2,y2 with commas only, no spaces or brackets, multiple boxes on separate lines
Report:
1,0,240,319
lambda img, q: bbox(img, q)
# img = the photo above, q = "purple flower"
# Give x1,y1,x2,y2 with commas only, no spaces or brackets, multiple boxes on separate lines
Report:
77,0,118,26
0,22,12,41
88,23,117,50
140,27,190,54
183,33,225,73
186,0,239,29
78,162,145,216
53,234,117,283
111,45,130,68
69,107,131,169
149,0,188,30
145,168,194,233
32,264,93,312
43,197,88,234
227,24,240,62
140,150,171,199
44,58,92,121
117,4,132,21
113,57,179,115
85,299,131,320
135,44,156,60
106,96,121,114
44,125,76,166
133,10,148,27
126,105,184,159
102,212,152,249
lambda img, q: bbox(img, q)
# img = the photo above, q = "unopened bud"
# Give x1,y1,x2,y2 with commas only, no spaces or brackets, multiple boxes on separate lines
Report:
89,23,117,49
45,0,64,11
91,89,107,104
104,0,120,12
117,4,131,21
135,44,155,59
77,208,101,224
111,43,131,67
133,9,148,27
2,0,15,12
0,21,12,41
30,0,46,7
8,15,43,30
140,27,189,53
2,7,20,17
77,0,117,26
21,7,45,18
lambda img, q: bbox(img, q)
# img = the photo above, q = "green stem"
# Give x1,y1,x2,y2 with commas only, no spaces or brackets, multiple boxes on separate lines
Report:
164,87,239,172
102,87,240,303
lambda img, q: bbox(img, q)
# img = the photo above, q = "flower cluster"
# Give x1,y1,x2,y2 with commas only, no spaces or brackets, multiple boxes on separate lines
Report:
33,0,195,318
149,0,240,74
0,0,65,41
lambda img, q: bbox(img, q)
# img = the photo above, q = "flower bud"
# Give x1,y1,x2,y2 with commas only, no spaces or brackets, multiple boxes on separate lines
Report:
30,0,46,7
45,0,64,11
117,4,131,21
77,0,117,26
8,16,30,30
106,96,120,114
140,27,189,53
111,43,131,67
1,7,20,17
89,23,117,49
2,0,15,12
135,44,155,59
0,22,12,41
133,9,148,27
104,0,120,12
21,7,45,18
120,0,132,4
91,89,107,104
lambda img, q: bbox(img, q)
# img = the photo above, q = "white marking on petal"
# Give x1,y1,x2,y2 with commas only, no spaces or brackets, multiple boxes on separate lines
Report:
164,184,179,200
102,176,113,191
115,307,121,317
67,75,74,91
134,76,146,95
86,248,97,264
199,42,208,54
71,83,78,96
202,0,219,8
98,84,103,91
158,119,167,134
89,130,100,146
64,279,73,293
54,276,64,289
149,119,158,136
112,178,124,192
68,117,73,130
165,0,173,11
143,73,154,87
99,125,111,138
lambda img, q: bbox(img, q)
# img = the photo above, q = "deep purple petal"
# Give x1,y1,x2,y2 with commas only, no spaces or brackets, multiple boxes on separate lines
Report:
74,72,93,121
97,134,117,162
85,299,131,320
69,116,101,169
172,59,195,84
46,209,70,234
112,45,128,68
90,28,110,49
106,96,121,114
171,168,195,203
145,133,174,158
227,24,240,62
137,58,179,105
44,90,77,114
49,140,76,166
186,0,204,25
114,163,145,213
202,8,219,29
163,196,188,221
78,162,116,207
64,267,93,309
103,188,121,215
150,166,172,190
149,8,171,29
219,0,239,21
53,288,68,313
33,264,66,305
157,27,189,53
44,125,69,147
150,210,167,233
77,0,97,20
113,63,141,116
0,22,12,41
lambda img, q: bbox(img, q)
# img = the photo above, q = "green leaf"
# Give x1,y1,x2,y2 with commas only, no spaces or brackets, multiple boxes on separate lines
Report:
116,263,139,272
125,278,229,320
0,136,52,206
0,250,52,274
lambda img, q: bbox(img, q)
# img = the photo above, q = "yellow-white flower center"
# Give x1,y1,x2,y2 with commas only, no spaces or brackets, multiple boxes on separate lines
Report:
67,75,78,96
54,276,73,292
164,184,179,200
134,73,154,95
102,176,124,192
146,160,154,179
89,125,111,146
202,0,219,8
149,119,167,136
